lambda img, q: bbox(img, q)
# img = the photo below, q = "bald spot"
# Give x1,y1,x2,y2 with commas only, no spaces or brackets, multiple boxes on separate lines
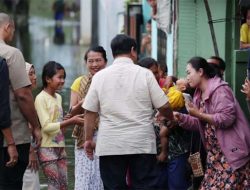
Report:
0,13,12,27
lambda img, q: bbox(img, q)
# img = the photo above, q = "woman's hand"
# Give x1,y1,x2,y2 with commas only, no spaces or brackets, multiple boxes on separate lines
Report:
63,113,72,121
71,114,85,126
186,102,202,118
27,149,39,172
173,111,181,121
241,79,250,99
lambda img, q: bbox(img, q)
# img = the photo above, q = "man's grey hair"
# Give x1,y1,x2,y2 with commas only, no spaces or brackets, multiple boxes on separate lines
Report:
0,13,12,27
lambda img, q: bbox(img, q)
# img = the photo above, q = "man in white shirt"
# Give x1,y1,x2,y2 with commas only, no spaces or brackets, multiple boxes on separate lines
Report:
83,34,173,189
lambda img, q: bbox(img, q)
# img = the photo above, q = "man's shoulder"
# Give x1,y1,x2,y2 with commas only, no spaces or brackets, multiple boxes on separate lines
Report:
0,44,22,62
0,43,20,54
93,66,112,78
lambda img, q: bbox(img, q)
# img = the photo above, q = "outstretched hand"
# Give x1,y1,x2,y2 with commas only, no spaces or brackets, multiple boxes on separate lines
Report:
72,114,84,126
241,79,250,99
186,102,203,118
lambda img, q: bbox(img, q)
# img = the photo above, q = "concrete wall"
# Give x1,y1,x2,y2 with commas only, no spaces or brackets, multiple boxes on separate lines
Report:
80,0,92,45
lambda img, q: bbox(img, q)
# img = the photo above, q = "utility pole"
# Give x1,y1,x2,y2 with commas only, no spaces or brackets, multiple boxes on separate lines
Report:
204,0,219,57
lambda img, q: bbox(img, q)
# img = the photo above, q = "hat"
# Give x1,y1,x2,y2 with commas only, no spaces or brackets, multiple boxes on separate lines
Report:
25,62,33,74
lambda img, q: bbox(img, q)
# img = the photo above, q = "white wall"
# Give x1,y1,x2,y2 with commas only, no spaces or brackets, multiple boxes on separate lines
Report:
80,0,92,44
98,0,125,63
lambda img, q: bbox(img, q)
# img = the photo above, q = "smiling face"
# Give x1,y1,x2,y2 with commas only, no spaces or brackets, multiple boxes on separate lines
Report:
186,63,202,88
28,66,37,89
86,51,107,75
47,69,65,91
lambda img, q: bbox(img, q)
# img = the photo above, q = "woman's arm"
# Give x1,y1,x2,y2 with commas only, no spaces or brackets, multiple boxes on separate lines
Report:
174,112,200,131
70,90,84,116
210,86,236,128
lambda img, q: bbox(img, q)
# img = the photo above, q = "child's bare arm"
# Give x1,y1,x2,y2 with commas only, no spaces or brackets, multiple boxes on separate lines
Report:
157,127,169,162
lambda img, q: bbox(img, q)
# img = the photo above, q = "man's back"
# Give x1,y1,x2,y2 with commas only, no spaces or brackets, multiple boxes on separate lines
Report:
0,40,31,146
84,57,167,156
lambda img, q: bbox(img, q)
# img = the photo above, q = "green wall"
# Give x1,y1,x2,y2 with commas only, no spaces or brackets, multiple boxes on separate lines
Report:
177,0,227,77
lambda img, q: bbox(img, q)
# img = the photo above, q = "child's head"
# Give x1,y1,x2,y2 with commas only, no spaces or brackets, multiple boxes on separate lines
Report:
163,75,177,90
138,57,159,82
146,19,152,34
25,62,37,89
42,61,66,89
207,56,226,78
176,78,188,92
158,63,167,78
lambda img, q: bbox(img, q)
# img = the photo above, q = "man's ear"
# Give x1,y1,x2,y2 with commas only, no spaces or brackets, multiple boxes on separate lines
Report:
3,23,9,32
131,46,137,57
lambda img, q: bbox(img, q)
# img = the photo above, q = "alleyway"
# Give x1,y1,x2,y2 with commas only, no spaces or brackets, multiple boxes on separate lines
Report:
27,2,87,189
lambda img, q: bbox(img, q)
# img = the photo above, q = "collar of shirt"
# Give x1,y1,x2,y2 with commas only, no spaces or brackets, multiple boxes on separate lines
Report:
113,57,134,65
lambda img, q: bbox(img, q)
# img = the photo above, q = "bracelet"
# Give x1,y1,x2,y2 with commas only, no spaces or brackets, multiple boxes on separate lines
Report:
7,142,15,146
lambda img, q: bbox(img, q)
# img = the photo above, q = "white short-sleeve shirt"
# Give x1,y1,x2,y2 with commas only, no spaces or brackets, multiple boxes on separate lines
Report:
83,57,168,156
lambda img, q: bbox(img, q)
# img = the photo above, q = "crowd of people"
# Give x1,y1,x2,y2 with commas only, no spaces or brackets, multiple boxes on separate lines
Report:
1,11,250,190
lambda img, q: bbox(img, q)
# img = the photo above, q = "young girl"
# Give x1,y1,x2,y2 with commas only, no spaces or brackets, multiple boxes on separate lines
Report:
35,61,84,190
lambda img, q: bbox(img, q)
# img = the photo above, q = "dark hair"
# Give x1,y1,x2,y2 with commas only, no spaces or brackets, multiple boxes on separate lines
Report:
158,62,168,75
187,56,216,78
207,56,226,78
170,76,178,84
84,46,107,62
147,19,152,25
42,61,65,88
138,57,158,69
111,34,137,57
208,56,226,71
